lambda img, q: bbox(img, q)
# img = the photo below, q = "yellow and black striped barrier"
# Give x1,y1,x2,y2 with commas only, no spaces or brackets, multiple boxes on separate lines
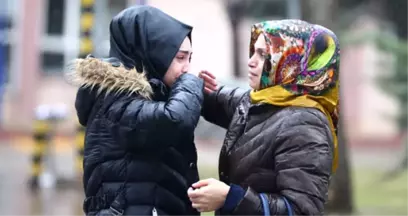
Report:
29,119,50,190
76,124,86,175
75,0,94,176
79,0,95,58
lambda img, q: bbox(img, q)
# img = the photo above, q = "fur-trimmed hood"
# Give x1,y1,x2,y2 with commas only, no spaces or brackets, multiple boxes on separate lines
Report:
66,57,153,126
66,57,153,98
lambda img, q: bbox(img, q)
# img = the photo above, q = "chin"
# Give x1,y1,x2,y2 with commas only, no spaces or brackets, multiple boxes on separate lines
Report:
248,78,257,89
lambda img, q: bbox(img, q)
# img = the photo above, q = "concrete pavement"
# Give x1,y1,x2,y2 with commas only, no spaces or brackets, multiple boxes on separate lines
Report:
0,140,83,215
0,135,403,215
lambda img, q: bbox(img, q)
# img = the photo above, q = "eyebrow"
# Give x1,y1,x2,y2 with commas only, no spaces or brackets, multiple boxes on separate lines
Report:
255,47,266,52
178,50,193,55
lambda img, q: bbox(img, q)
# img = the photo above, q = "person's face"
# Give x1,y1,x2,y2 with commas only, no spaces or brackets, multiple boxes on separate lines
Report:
248,34,267,90
163,37,193,87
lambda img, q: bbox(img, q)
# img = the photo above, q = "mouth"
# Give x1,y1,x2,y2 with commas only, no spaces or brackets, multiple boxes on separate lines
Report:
248,71,258,77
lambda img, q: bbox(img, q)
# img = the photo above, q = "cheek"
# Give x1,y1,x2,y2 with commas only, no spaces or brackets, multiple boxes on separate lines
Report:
169,63,183,76
165,63,177,77
163,71,172,85
257,59,267,76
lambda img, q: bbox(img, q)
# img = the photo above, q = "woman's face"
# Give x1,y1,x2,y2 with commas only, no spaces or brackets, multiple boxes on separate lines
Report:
163,37,193,87
248,34,267,90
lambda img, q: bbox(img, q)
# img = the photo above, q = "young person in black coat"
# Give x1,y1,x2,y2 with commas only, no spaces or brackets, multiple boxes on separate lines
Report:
66,6,203,216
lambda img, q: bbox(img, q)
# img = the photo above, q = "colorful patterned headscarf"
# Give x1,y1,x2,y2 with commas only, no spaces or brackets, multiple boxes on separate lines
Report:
249,20,340,172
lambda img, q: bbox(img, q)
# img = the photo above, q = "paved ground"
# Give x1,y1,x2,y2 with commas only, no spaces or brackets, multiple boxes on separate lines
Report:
0,141,83,215
0,136,404,215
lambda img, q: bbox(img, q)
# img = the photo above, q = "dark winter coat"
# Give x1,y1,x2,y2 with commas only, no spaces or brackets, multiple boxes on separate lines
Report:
202,86,334,215
71,5,204,216
74,58,203,216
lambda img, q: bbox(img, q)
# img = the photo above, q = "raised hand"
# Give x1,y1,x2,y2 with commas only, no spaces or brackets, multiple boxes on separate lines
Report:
198,70,218,94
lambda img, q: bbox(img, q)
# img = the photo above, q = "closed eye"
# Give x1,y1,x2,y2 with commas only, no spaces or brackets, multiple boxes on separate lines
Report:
256,48,267,57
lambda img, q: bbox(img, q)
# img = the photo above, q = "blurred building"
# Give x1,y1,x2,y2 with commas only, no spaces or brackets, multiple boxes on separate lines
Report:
2,0,147,133
339,10,401,147
0,0,239,134
0,0,401,148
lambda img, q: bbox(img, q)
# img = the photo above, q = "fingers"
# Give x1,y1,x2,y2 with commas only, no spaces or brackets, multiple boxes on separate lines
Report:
192,201,208,212
189,194,202,204
204,87,213,94
192,202,201,209
204,84,217,93
187,187,194,195
192,179,210,189
199,70,218,92
201,70,216,79
202,76,217,92
189,191,204,212
188,179,216,213
205,82,217,91
192,203,205,212
187,187,200,198
201,73,217,86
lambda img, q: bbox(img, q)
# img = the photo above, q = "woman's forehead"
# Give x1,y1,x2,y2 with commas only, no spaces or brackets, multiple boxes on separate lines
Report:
254,34,267,48
179,37,192,52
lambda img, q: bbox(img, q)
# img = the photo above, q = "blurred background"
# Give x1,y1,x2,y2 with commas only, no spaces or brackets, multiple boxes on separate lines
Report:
0,0,407,215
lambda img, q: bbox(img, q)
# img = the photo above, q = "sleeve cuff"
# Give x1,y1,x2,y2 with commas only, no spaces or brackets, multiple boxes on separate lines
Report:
220,184,246,213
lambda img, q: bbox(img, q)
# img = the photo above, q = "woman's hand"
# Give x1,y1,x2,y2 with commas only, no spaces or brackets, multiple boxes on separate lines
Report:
198,70,218,94
187,178,230,212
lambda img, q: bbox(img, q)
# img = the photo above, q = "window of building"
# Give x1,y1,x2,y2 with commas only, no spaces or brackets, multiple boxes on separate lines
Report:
41,0,66,75
0,0,15,83
39,0,130,74
40,52,65,75
0,43,10,83
97,0,128,57
46,0,65,35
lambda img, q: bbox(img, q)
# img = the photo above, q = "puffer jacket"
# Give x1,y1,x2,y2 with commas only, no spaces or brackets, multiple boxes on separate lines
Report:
73,57,203,215
202,86,334,215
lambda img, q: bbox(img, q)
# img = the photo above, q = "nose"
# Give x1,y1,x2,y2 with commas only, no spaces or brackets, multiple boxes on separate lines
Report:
182,62,190,73
248,56,257,68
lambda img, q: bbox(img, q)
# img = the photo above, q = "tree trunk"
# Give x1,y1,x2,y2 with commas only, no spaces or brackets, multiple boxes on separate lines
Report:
325,113,354,214
302,0,338,29
226,0,245,78
304,0,355,213
402,135,408,166
230,18,241,78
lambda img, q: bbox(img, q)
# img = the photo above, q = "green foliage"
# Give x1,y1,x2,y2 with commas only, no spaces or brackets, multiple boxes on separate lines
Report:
375,34,408,130
353,168,407,215
342,31,407,130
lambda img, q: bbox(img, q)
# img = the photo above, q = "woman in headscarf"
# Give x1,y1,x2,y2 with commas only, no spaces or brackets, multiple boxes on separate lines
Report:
188,19,339,215
67,5,203,216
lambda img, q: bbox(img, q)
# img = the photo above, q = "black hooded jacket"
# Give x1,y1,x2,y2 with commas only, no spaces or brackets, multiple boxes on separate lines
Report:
70,6,203,216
